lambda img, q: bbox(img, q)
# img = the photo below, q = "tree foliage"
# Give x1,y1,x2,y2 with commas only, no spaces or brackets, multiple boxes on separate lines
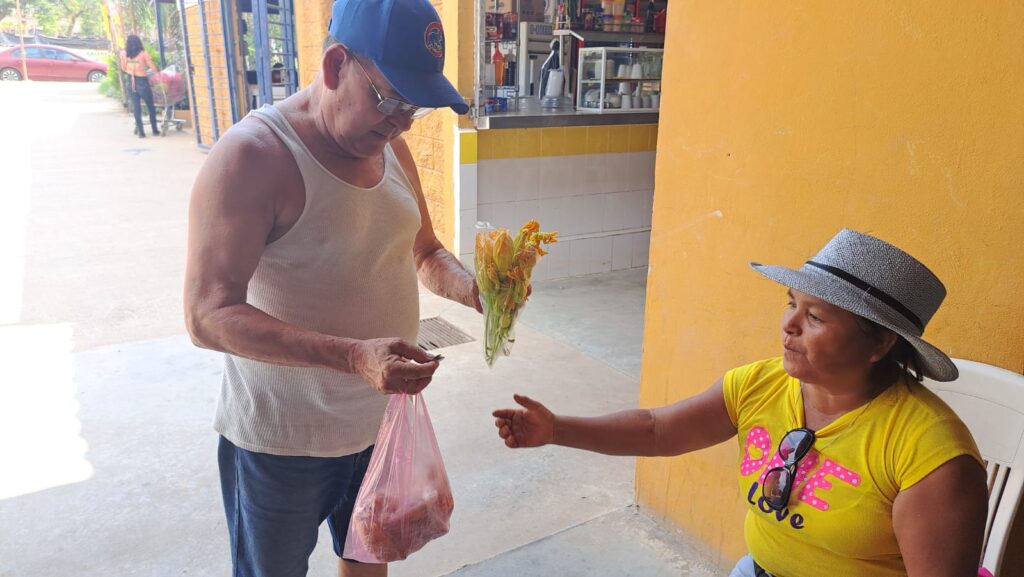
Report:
22,0,105,37
0,0,17,23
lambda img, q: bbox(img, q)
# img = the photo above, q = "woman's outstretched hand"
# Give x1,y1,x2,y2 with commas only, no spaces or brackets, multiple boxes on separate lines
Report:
492,394,556,449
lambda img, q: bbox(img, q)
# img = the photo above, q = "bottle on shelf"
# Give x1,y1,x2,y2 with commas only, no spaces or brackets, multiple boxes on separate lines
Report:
504,48,517,87
645,0,656,32
503,11,518,40
492,44,506,86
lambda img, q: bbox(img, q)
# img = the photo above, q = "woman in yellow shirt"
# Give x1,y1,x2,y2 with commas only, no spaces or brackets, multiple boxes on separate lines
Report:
493,229,987,577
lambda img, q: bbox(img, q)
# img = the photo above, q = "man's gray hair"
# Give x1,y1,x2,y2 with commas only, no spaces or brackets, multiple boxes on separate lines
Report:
323,34,339,55
323,35,366,63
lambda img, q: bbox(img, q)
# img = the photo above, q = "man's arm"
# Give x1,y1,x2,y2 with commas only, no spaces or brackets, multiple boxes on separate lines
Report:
183,125,439,394
390,136,482,313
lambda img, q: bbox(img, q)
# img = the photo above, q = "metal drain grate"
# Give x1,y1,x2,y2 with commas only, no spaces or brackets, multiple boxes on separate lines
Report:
417,317,475,351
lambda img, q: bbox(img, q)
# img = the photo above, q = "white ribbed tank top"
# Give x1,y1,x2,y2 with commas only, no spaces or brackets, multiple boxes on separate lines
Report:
214,105,421,457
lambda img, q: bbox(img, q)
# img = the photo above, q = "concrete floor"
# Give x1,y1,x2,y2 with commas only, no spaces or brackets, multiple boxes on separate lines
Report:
0,83,721,577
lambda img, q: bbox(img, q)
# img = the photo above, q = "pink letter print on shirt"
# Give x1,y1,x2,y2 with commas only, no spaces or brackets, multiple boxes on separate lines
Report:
796,459,861,511
740,426,862,512
739,426,773,476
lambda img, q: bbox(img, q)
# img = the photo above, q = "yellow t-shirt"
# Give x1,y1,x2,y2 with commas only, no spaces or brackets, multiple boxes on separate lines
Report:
723,357,981,577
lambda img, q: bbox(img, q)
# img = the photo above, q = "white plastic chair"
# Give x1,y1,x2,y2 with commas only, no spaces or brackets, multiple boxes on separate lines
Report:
924,358,1024,576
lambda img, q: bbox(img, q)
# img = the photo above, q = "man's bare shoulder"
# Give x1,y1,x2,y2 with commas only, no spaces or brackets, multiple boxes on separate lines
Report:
208,115,289,168
195,114,300,202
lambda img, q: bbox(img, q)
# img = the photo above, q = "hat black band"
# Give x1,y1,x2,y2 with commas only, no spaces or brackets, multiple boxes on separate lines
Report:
805,261,925,331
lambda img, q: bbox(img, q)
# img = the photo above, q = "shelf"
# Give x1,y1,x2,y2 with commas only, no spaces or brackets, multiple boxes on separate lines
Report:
553,29,665,44
577,107,661,113
484,38,519,43
580,77,661,83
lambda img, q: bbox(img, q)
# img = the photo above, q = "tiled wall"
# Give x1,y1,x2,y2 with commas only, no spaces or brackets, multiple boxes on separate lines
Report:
457,144,656,281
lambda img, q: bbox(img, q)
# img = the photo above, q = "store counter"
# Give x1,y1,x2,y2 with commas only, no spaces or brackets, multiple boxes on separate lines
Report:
477,97,659,129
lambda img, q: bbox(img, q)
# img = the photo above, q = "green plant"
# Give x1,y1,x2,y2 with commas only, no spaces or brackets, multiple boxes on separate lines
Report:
98,51,121,98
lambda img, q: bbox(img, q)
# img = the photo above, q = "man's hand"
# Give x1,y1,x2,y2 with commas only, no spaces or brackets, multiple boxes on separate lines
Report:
492,394,555,448
470,279,483,314
349,338,441,395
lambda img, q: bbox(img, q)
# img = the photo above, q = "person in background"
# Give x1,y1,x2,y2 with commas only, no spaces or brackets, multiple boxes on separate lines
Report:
494,228,988,577
119,35,160,138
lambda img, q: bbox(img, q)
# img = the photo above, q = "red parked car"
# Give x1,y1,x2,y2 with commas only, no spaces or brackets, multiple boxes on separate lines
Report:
0,44,108,82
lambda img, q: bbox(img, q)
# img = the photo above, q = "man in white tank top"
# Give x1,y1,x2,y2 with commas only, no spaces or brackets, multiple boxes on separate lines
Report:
183,0,476,575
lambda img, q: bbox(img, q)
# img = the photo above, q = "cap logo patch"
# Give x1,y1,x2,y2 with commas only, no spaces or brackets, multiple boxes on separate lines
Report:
424,21,444,58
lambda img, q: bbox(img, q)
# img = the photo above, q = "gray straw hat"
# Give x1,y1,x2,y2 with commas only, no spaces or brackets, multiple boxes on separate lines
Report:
749,228,957,381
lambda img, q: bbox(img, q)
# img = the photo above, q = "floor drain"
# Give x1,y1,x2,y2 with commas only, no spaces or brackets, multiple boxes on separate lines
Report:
417,317,474,351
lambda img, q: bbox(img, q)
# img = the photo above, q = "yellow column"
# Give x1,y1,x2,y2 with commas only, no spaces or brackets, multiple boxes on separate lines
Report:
639,0,1024,569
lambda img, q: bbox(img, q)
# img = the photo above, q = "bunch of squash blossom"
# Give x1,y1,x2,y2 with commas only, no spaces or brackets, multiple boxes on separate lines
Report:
474,220,558,366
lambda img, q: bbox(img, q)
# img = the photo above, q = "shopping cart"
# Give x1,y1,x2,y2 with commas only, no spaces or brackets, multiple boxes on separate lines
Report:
149,65,187,136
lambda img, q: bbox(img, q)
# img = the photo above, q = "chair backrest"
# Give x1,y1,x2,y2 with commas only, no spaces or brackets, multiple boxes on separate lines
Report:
924,358,1024,575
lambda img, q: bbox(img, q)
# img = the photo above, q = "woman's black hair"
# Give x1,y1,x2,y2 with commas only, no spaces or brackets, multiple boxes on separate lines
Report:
855,316,923,387
125,35,144,58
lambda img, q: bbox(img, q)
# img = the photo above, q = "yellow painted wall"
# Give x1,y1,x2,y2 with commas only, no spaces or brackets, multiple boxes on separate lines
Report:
185,0,234,147
639,0,1024,570
294,0,332,87
477,124,658,160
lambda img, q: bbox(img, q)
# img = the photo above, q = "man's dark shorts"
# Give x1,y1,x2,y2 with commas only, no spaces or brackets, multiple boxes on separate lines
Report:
218,436,375,577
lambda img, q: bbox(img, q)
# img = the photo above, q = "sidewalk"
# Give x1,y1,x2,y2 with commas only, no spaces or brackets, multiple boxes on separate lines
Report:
0,82,721,577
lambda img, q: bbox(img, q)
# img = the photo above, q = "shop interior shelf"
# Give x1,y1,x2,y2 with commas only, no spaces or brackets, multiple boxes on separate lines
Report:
580,77,661,83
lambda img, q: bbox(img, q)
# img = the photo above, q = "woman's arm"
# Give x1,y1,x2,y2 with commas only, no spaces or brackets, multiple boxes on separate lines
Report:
893,454,988,577
493,379,737,457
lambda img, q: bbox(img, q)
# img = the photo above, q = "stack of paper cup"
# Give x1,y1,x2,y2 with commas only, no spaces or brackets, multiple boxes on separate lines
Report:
545,70,564,97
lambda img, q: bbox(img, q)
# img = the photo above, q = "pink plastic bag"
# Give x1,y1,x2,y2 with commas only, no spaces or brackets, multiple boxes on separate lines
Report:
343,393,454,563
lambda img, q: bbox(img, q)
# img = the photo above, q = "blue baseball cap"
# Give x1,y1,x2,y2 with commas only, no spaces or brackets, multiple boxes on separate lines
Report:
328,0,469,114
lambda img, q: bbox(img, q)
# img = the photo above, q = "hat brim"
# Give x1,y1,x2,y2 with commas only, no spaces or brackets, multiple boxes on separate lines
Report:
749,262,959,382
377,61,469,115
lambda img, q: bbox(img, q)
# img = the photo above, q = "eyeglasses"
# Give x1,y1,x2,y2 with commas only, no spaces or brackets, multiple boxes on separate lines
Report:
352,58,434,120
761,427,816,511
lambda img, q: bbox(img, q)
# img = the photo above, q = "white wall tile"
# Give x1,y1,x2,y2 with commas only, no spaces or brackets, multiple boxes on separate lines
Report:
514,157,542,202
457,162,478,211
584,154,613,195
458,208,478,256
567,155,593,197
611,153,636,193
639,151,656,191
608,190,642,230
621,152,653,192
459,253,475,271
477,201,512,228
538,240,571,280
632,231,651,268
612,233,632,270
640,189,654,228
537,156,568,199
510,200,540,231
478,160,519,205
602,191,630,232
539,196,574,236
573,194,606,235
570,237,613,277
